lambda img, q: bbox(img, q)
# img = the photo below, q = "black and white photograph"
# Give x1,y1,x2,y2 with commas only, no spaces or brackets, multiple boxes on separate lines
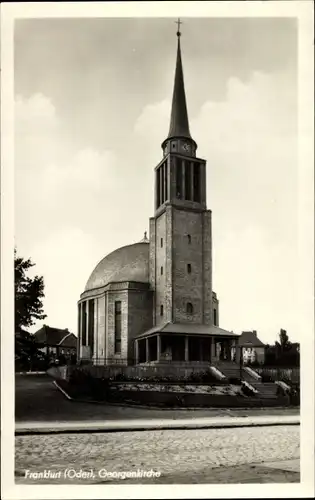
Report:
1,1,314,499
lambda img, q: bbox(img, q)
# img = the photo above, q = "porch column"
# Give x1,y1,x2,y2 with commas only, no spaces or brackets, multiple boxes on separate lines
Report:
157,334,161,361
184,336,189,361
146,337,149,362
135,339,139,364
210,337,216,362
199,338,203,361
235,344,241,363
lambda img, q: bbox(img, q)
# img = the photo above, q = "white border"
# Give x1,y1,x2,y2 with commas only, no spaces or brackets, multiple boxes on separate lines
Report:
1,1,314,499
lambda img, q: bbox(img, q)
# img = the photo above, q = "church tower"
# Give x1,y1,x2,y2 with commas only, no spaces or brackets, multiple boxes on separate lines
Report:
149,24,213,328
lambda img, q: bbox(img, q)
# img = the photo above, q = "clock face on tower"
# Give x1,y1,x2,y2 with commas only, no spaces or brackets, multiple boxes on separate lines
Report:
182,142,191,153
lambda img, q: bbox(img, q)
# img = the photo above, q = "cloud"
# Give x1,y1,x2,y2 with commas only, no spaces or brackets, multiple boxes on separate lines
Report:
27,227,103,333
15,94,122,333
15,93,57,124
15,94,118,245
133,99,170,159
44,148,117,192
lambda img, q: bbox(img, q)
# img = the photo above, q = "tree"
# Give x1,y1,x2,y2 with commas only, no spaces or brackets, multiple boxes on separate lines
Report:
277,329,291,350
275,329,291,360
15,249,47,330
15,328,47,371
15,249,48,371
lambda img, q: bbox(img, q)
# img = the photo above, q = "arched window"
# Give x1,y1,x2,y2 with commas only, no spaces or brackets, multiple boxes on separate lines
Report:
187,263,191,274
187,234,191,244
186,302,193,314
161,266,163,275
160,305,164,316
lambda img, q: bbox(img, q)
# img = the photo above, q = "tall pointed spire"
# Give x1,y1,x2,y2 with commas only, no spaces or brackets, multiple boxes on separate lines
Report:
167,20,192,141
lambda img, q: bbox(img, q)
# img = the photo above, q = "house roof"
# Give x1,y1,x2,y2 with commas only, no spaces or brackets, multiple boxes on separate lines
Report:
136,322,239,339
239,331,265,347
34,325,77,347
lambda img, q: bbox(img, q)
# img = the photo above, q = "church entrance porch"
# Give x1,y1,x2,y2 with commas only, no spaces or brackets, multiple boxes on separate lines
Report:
135,334,235,365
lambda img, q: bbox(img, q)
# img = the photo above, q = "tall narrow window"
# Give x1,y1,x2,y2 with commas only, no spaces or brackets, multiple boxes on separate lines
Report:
186,302,193,314
156,169,161,208
161,266,164,275
161,237,163,248
187,264,191,274
161,164,165,204
82,301,87,346
176,158,182,199
193,163,201,202
187,234,191,244
164,162,168,202
185,161,191,200
88,299,94,352
78,303,81,345
114,301,122,353
160,305,164,316
213,309,217,326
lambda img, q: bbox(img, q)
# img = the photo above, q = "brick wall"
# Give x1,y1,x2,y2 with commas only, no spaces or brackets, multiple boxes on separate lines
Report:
154,212,167,324
107,291,128,360
150,204,213,327
127,290,153,360
202,210,212,324
149,217,156,324
172,208,204,323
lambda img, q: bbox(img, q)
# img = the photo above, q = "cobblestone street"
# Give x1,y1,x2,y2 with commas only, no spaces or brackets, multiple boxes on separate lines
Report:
15,425,300,484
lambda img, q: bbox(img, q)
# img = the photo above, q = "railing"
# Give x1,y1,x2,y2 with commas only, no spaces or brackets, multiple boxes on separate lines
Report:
78,357,134,366
78,357,213,366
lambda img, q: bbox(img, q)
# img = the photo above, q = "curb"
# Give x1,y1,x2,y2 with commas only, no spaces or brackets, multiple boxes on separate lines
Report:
53,380,299,412
15,416,300,436
16,371,47,376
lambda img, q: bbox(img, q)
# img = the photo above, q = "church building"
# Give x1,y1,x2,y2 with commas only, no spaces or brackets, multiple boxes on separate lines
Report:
77,26,240,367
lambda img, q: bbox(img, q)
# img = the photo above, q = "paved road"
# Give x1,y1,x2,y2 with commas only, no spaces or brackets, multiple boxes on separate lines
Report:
15,425,300,484
15,374,300,422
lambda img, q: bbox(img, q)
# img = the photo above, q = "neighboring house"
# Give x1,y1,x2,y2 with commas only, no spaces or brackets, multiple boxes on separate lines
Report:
34,325,77,361
231,330,265,365
239,330,265,364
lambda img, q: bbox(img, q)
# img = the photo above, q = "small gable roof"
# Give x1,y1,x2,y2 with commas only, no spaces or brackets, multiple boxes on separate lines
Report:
34,325,77,347
239,331,265,347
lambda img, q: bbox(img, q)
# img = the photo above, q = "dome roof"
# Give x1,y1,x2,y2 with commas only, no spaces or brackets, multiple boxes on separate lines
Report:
85,241,149,291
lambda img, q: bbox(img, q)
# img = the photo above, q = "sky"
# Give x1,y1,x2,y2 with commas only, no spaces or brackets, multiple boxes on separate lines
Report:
14,17,298,344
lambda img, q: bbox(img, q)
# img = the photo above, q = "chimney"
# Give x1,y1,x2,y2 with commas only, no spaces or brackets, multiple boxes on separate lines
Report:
253,330,257,337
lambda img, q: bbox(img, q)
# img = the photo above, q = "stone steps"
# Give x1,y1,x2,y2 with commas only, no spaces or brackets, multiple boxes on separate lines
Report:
250,382,279,399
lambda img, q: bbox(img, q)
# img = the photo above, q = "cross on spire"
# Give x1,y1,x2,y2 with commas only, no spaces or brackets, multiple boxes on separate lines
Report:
175,17,182,37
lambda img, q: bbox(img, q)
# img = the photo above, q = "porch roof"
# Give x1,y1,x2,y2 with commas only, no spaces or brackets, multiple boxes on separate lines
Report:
135,322,239,339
